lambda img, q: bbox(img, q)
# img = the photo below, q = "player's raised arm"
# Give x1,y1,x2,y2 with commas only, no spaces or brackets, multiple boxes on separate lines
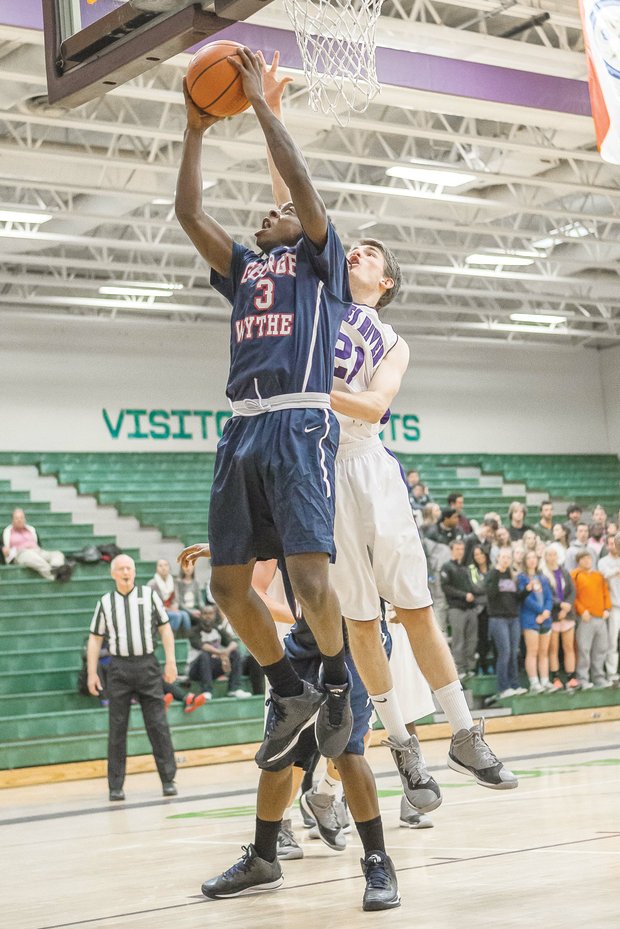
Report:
175,81,234,276
330,337,410,424
260,52,293,208
230,48,328,250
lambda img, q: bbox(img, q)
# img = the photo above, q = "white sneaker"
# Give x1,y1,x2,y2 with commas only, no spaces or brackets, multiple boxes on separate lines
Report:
528,681,544,694
498,688,516,698
513,687,528,696
229,689,252,699
580,681,593,690
540,680,556,693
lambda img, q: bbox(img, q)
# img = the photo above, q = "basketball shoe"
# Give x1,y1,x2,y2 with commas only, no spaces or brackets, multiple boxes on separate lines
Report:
448,717,518,789
201,844,283,898
255,680,325,770
399,795,433,829
361,851,401,911
314,668,354,759
276,820,303,860
382,735,442,813
301,787,347,851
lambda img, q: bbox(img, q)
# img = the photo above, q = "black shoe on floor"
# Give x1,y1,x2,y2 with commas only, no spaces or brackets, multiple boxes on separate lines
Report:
361,850,401,911
162,781,178,797
109,789,125,802
201,844,284,899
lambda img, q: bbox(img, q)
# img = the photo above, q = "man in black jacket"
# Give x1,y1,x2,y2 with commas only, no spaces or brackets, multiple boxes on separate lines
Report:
440,540,478,679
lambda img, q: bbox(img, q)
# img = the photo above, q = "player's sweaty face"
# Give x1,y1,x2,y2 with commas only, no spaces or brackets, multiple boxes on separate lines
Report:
255,202,302,250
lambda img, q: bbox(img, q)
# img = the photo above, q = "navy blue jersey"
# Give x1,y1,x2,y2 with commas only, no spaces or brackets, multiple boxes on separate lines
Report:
210,223,351,404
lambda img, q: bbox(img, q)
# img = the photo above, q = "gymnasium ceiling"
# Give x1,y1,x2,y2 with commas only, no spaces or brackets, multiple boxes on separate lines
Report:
1,0,620,349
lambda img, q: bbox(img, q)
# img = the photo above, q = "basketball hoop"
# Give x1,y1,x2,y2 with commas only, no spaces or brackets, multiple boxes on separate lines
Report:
283,0,383,125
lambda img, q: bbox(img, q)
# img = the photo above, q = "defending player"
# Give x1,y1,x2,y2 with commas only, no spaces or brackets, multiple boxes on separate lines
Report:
200,561,401,912
175,48,353,769
263,74,518,793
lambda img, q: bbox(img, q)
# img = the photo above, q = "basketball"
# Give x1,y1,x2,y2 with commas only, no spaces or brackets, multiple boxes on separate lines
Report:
186,40,251,118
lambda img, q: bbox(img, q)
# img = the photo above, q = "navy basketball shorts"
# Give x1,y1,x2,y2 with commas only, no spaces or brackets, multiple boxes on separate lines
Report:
264,631,392,772
208,408,339,566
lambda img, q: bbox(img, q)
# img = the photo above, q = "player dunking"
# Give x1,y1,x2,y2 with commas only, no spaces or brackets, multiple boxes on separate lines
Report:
175,48,353,768
264,75,518,793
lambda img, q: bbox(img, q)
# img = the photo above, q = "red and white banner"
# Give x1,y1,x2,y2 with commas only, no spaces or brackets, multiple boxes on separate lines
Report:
580,0,620,164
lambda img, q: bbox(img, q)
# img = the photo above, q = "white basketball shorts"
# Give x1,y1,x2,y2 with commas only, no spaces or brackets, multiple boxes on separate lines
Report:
387,621,436,722
331,439,433,621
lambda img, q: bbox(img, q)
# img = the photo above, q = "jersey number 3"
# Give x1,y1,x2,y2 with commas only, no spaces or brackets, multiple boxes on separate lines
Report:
253,278,275,311
334,333,365,384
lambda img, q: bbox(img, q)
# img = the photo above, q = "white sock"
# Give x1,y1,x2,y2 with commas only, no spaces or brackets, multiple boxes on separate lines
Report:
434,681,474,734
316,772,343,801
370,688,410,743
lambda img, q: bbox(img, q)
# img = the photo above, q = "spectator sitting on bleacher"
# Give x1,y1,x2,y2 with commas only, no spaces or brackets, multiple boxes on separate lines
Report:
517,551,553,694
1,508,68,581
148,559,191,637
571,551,611,689
565,523,598,572
542,546,578,691
598,531,620,684
535,501,555,543
447,492,473,534
563,504,583,542
186,605,251,700
547,523,569,565
507,502,534,541
175,562,208,625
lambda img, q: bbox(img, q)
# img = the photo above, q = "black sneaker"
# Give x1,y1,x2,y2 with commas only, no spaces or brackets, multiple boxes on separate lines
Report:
382,735,442,813
108,788,125,802
361,851,401,911
255,681,325,770
201,844,284,899
162,781,178,797
314,668,353,759
301,788,346,852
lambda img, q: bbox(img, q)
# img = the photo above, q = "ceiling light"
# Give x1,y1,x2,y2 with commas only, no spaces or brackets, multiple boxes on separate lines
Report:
466,253,534,267
386,166,476,187
202,180,216,190
510,313,567,325
0,209,53,223
532,221,590,250
98,281,183,294
358,220,377,231
98,286,176,297
493,323,569,335
152,197,174,205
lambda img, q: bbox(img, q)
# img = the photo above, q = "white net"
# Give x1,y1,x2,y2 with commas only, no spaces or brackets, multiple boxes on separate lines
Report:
283,0,383,124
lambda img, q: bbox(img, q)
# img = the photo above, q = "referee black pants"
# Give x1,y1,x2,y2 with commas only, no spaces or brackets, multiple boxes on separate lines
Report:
107,654,176,790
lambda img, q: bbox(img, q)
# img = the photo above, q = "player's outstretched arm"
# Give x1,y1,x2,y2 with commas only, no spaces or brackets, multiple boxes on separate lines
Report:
330,337,410,424
175,81,234,276
260,51,293,208
230,48,328,249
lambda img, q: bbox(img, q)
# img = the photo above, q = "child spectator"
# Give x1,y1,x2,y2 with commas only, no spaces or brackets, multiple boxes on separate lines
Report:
542,546,578,690
598,531,620,684
517,550,553,693
485,548,527,699
148,559,191,637
571,552,611,689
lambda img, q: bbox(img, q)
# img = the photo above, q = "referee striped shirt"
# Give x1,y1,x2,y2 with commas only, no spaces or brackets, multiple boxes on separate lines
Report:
90,585,169,657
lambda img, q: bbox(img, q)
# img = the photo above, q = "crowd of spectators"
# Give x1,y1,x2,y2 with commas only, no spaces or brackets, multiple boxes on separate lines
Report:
407,471,620,699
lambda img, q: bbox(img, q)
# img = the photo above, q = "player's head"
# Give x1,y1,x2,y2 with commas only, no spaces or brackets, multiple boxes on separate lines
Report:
346,238,402,309
254,201,302,252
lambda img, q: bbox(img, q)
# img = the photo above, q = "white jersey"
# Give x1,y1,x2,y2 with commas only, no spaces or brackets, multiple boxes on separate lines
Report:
333,302,399,446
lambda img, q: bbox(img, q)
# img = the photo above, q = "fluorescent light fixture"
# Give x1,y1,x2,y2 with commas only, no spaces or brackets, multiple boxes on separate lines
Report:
358,220,377,231
98,281,183,294
0,209,52,224
494,323,569,335
510,313,567,325
466,253,534,267
532,221,590,250
386,166,476,187
99,286,176,297
152,197,174,205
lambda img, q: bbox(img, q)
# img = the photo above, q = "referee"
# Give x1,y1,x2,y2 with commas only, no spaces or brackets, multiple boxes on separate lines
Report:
87,554,178,801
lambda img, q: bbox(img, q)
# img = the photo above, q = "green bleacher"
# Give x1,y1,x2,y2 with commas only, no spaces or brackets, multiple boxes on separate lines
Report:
1,450,619,774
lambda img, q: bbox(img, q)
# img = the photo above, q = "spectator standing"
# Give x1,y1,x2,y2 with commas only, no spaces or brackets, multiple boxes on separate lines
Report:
598,531,620,684
507,502,534,542
447,493,473,535
591,504,608,527
588,524,606,559
424,507,462,637
464,517,498,565
542,547,578,691
148,559,191,637
86,554,178,800
571,552,611,689
565,523,598,572
425,508,464,547
409,483,431,522
547,523,570,566
535,501,556,543
517,551,553,693
512,541,525,575
2,508,67,581
439,540,478,679
485,548,527,699
419,502,441,537
186,605,250,700
522,530,538,553
563,505,583,542
468,545,494,675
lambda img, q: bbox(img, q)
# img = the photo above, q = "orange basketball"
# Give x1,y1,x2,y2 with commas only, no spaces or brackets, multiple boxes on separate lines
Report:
186,40,251,118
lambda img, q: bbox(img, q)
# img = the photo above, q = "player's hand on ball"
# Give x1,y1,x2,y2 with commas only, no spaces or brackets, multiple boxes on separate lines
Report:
182,79,221,130
228,47,264,105
177,542,211,570
259,50,293,114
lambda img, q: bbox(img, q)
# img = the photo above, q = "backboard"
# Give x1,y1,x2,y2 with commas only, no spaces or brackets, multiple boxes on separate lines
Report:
42,0,276,108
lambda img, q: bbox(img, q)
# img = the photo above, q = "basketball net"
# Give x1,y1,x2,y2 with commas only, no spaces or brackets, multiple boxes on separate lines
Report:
283,0,383,125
